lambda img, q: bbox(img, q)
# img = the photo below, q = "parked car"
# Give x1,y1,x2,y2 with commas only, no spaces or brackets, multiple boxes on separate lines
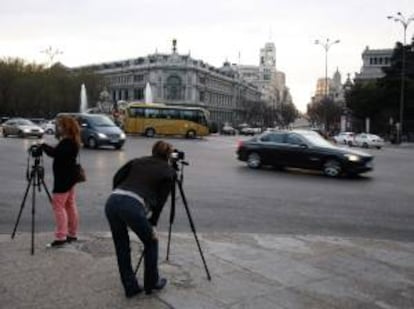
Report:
236,130,374,177
2,118,44,138
240,127,261,135
41,120,56,134
354,133,384,149
221,125,237,135
333,132,356,146
57,113,126,149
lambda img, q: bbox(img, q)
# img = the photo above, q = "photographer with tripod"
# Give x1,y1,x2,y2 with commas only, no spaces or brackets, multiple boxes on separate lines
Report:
41,116,81,247
105,140,176,298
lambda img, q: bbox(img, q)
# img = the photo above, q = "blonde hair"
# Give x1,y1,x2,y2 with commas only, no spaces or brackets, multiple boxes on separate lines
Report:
152,140,173,160
57,115,81,147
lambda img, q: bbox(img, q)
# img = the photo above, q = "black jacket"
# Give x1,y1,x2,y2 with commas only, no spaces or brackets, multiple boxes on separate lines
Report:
42,139,79,193
113,156,176,226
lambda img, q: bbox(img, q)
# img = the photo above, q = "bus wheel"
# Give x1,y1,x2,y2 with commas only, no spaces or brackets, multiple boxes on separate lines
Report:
145,128,155,138
186,130,196,139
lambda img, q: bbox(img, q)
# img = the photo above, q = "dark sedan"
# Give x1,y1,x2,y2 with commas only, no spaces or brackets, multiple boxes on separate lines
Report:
236,130,374,177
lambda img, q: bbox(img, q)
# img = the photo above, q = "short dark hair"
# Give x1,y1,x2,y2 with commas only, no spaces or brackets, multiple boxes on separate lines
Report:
152,140,173,160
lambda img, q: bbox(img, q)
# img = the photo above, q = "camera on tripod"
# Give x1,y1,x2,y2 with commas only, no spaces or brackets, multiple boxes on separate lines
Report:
28,143,43,158
170,149,185,161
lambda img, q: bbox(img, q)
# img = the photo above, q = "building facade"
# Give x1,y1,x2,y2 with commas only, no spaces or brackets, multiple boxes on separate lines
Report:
354,46,393,81
73,42,261,126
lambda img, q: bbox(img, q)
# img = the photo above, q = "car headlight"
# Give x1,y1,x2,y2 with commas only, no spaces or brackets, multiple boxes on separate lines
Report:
23,128,31,133
344,154,360,162
120,132,126,139
97,133,107,139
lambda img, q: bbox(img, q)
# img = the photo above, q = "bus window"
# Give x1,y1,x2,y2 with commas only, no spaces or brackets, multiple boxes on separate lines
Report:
129,107,145,118
145,108,160,118
181,110,196,121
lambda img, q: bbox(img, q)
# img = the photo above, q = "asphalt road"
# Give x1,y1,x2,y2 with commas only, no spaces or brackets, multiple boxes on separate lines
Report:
1,134,413,242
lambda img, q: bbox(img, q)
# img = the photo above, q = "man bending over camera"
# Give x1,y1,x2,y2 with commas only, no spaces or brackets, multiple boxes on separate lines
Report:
105,140,176,298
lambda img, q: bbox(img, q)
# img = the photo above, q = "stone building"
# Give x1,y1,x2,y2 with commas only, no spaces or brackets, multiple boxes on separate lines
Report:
73,40,261,126
354,46,393,81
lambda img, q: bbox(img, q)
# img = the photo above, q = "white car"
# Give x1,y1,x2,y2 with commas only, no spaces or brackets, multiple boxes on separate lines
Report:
354,133,384,149
333,132,355,146
41,120,56,134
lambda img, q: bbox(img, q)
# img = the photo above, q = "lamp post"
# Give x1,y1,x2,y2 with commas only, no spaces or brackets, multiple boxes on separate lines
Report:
315,38,340,131
315,38,340,97
387,12,414,144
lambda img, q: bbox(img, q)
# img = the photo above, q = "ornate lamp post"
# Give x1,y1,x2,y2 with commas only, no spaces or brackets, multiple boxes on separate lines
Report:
315,38,340,130
387,12,414,144
315,38,340,97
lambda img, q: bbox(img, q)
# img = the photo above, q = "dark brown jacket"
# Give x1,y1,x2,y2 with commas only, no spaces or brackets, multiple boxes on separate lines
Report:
113,156,176,225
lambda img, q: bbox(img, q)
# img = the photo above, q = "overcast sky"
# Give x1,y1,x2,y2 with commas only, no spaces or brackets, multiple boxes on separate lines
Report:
1,0,413,112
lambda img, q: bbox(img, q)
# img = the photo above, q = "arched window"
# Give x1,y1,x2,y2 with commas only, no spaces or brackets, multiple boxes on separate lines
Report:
166,75,183,100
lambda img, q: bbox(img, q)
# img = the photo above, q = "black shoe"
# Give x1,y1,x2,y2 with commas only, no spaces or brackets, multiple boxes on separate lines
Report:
145,278,167,295
46,240,66,248
66,236,78,243
126,286,143,298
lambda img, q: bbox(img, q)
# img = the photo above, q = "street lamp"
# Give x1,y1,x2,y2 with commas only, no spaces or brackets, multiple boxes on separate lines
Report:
40,46,63,67
315,38,340,131
387,12,414,144
315,38,340,97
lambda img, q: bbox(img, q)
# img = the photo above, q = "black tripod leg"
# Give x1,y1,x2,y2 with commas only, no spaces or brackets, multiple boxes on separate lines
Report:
134,250,145,275
31,175,36,255
166,178,176,261
176,179,212,281
40,178,53,203
11,174,34,239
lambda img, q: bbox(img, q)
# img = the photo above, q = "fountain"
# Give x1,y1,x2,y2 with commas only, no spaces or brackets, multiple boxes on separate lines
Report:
144,82,153,104
80,83,88,113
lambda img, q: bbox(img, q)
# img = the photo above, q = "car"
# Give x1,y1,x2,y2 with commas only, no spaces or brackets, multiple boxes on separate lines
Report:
41,120,56,134
240,127,261,135
354,133,384,149
2,118,44,138
57,113,126,149
221,125,237,135
333,132,356,146
236,130,374,177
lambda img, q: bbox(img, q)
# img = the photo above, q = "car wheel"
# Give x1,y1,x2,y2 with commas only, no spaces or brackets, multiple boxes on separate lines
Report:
323,159,342,177
347,141,353,147
114,143,123,150
46,129,54,134
38,134,43,139
2,131,7,137
145,128,155,138
18,131,25,138
87,137,98,149
247,152,261,169
186,130,196,139
362,142,369,148
376,146,382,149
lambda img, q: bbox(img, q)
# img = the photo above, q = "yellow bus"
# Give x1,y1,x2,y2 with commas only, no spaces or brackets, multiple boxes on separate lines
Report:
123,103,210,138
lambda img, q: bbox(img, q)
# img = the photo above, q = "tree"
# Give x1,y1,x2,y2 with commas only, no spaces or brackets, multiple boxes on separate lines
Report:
0,58,105,118
307,97,342,132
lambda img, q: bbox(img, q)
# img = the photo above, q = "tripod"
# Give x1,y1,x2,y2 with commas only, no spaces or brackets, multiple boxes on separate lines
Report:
135,159,212,281
11,154,52,255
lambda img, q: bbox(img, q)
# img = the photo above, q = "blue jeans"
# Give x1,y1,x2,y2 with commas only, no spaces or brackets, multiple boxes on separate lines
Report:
105,194,159,295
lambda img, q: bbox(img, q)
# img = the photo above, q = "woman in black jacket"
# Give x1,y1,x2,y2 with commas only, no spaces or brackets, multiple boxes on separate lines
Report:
105,140,176,297
42,116,81,247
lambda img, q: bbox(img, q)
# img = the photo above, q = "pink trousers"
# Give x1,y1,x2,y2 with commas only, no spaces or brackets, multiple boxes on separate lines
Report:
51,187,79,240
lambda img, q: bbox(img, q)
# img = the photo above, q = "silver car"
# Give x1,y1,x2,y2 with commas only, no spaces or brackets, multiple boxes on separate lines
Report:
2,118,44,138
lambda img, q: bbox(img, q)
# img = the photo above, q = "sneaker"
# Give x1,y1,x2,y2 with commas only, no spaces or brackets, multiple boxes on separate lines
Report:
145,278,167,295
66,236,78,243
46,240,66,248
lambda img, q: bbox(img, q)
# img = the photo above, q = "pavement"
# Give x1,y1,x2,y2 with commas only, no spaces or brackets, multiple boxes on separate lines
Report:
1,232,414,309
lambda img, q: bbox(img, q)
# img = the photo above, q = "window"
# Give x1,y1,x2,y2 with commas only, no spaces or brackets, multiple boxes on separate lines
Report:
180,110,196,121
287,134,304,145
166,75,183,100
134,74,144,82
129,107,145,117
145,108,160,118
134,88,144,100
